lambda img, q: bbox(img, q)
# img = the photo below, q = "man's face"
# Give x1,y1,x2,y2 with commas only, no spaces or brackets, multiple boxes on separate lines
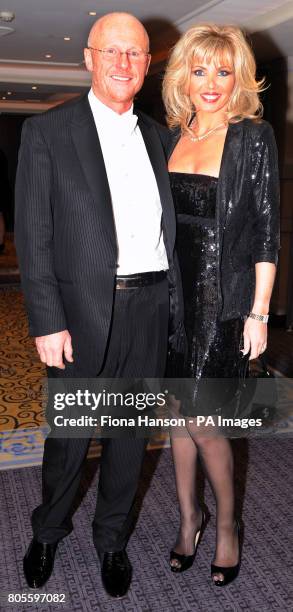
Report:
84,17,151,114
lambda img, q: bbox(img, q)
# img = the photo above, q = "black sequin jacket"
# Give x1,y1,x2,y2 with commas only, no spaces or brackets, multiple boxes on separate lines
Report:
168,119,280,320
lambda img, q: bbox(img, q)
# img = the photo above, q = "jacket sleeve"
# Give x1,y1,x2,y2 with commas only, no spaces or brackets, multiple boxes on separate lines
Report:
250,122,280,265
14,118,67,337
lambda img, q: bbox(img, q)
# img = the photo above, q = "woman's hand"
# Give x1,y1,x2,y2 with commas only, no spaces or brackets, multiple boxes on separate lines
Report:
242,317,267,360
242,261,276,360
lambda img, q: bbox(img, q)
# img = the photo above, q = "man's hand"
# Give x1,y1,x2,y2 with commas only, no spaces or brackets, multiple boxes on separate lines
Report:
242,317,267,360
35,330,73,369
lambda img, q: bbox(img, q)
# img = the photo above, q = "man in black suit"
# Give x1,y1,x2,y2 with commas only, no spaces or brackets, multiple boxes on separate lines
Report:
15,12,181,598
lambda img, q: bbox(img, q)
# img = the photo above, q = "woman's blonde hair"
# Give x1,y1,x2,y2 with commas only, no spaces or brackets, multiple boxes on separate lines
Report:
162,23,265,134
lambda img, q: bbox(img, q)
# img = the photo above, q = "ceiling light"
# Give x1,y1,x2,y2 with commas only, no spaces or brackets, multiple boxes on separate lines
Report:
7,91,12,95
64,36,71,41
32,86,37,90
88,11,97,16
45,54,52,58
0,11,15,22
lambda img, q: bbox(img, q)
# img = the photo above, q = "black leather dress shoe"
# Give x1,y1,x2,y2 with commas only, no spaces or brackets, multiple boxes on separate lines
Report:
23,538,58,588
100,550,132,598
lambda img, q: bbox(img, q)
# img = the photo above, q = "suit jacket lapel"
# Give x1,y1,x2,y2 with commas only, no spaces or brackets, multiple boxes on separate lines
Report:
167,127,181,161
137,113,176,256
216,121,243,245
214,121,243,311
71,100,176,261
70,96,116,243
217,121,243,216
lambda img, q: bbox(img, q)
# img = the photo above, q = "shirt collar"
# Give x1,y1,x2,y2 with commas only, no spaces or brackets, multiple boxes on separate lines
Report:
88,88,138,136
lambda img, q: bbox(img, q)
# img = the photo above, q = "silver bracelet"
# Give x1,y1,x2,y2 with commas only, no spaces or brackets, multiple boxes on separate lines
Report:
249,312,269,323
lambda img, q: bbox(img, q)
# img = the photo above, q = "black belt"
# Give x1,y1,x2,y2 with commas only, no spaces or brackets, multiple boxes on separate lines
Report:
116,270,167,289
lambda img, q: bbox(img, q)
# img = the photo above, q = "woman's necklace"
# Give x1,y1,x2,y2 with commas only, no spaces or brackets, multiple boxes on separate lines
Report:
189,121,226,143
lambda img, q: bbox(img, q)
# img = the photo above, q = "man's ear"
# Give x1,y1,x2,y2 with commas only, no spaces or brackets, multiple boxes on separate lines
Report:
145,54,151,76
84,48,93,72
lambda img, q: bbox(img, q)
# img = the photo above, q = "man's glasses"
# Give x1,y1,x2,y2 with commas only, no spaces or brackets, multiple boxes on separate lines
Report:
88,47,150,63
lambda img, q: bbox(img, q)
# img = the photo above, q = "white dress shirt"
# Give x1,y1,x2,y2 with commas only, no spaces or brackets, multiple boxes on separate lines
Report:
88,89,169,275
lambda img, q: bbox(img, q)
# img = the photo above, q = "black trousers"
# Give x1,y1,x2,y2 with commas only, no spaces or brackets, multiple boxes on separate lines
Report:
31,279,169,552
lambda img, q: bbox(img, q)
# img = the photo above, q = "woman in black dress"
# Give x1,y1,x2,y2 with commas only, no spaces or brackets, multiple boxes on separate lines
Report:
162,24,280,585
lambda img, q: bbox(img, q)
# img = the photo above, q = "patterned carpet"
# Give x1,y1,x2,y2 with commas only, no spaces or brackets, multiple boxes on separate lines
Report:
0,288,45,431
0,441,292,612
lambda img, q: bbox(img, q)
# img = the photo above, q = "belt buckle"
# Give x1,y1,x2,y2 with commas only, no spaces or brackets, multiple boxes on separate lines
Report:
116,279,126,290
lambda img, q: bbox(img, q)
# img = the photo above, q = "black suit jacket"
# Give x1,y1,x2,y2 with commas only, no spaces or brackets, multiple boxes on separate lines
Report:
15,95,182,376
168,119,280,320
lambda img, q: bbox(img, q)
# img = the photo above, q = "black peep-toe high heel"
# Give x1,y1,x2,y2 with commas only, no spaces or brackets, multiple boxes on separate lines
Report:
211,520,242,587
170,509,207,573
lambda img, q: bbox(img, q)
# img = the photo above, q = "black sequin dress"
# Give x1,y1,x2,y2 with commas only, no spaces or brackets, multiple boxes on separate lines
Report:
169,172,244,416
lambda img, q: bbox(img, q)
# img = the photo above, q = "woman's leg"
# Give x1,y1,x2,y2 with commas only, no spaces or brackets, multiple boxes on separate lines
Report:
187,425,239,582
169,401,239,578
169,400,202,568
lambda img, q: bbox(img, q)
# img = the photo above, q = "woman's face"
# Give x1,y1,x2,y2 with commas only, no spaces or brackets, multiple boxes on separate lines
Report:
188,57,235,116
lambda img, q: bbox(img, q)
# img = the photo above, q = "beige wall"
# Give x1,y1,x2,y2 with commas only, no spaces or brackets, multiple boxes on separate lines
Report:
265,58,293,316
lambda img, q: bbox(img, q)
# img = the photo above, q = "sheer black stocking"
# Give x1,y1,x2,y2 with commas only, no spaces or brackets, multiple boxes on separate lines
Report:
169,402,239,579
187,423,239,582
169,401,202,569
